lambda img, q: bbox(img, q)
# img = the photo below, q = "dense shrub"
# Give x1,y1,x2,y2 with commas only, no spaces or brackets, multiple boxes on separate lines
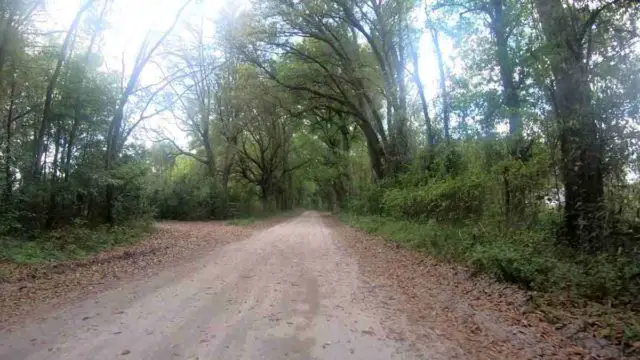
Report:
345,182,386,215
146,158,263,221
383,174,487,221
343,139,640,312
150,176,228,220
0,220,152,264
341,213,640,307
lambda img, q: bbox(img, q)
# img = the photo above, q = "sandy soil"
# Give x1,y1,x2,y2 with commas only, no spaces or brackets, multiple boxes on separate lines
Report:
0,212,456,359
0,212,620,359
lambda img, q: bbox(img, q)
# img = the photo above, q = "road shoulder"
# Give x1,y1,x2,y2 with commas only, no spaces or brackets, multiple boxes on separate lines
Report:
0,220,262,330
324,214,611,359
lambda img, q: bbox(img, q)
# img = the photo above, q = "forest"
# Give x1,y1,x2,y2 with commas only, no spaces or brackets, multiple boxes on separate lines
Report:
0,0,639,348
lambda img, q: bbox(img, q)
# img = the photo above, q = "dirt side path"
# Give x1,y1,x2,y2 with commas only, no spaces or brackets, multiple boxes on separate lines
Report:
0,212,603,359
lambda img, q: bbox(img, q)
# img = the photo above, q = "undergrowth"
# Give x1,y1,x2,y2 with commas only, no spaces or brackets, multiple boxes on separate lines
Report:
226,209,301,226
0,220,153,264
226,218,257,226
340,213,640,344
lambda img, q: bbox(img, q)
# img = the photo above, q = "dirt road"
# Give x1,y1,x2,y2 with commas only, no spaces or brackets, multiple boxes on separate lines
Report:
0,212,464,360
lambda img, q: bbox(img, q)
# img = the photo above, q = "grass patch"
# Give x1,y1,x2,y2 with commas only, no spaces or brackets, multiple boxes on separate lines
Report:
339,212,640,345
226,209,302,227
226,218,257,226
0,220,153,264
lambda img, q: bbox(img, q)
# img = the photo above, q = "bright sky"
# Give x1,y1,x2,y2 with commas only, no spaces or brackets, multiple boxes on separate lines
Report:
42,0,452,144
44,0,229,74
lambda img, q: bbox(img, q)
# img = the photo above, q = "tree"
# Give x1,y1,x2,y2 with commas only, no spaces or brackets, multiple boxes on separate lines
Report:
408,39,434,148
156,20,220,179
532,0,637,250
239,0,418,179
33,0,97,180
232,67,302,210
105,0,192,224
432,0,532,149
430,27,451,143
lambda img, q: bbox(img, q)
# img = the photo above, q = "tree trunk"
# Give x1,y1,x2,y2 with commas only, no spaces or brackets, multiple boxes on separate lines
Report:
409,41,434,148
222,155,233,194
534,0,605,251
221,134,237,196
489,0,526,224
105,104,125,224
394,17,409,171
201,119,216,178
3,72,16,202
46,119,62,228
34,0,95,178
431,29,450,143
105,0,191,224
0,9,13,97
64,115,80,181
490,0,521,142
260,183,270,211
358,120,385,180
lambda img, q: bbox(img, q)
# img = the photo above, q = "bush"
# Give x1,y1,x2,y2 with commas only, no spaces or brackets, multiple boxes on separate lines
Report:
345,182,385,215
468,240,559,290
341,213,640,305
382,175,487,221
148,169,233,220
0,220,152,264
577,254,640,302
343,139,639,307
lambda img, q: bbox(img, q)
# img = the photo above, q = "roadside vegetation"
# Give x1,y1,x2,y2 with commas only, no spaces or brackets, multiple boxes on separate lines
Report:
340,141,640,346
0,221,153,264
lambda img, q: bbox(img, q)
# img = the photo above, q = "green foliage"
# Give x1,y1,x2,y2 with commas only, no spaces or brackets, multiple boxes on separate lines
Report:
346,182,385,215
383,174,486,221
146,157,263,220
226,218,256,226
344,139,640,312
148,175,229,220
110,156,156,223
341,213,639,305
0,220,152,264
150,176,225,220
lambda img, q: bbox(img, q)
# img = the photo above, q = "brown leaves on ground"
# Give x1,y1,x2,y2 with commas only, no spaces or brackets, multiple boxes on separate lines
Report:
0,221,257,329
324,215,628,360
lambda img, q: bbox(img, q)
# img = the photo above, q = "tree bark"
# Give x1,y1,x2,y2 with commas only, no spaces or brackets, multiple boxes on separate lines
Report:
534,0,605,250
3,71,16,202
394,16,409,170
0,5,17,98
46,119,62,228
358,120,385,180
200,110,216,178
490,0,521,141
431,29,450,143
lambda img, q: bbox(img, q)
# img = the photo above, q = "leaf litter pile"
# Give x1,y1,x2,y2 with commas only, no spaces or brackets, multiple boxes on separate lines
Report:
324,215,629,360
0,220,268,329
